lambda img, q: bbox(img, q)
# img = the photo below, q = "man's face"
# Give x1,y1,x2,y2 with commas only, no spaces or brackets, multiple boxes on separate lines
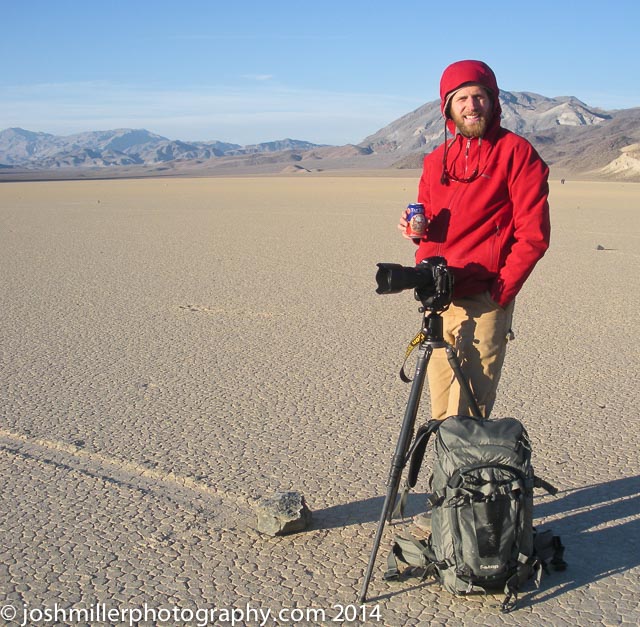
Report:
449,85,493,138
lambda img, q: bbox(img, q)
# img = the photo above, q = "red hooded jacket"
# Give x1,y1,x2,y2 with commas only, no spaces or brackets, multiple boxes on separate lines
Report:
416,60,550,307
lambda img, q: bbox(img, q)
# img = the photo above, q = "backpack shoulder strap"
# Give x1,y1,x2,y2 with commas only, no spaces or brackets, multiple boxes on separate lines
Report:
384,535,440,581
406,419,442,488
501,531,567,612
392,419,442,518
534,475,558,495
533,529,567,571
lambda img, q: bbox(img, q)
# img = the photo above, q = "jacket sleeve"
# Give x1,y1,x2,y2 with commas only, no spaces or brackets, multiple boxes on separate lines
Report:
490,143,551,307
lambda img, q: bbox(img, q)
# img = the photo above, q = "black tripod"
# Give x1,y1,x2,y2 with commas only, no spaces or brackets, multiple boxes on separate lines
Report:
359,304,482,603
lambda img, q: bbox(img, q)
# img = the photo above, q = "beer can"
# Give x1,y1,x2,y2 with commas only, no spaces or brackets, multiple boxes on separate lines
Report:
405,203,428,238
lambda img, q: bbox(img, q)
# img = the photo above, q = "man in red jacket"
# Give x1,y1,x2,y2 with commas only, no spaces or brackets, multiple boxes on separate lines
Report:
399,59,550,421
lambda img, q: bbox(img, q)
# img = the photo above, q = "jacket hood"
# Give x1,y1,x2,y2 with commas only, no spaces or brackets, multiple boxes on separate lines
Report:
439,60,502,133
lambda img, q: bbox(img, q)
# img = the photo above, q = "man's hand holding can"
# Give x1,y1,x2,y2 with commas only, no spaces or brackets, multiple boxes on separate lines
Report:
398,203,428,242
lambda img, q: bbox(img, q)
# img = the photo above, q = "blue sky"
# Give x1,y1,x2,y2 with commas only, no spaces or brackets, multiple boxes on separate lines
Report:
2,0,639,145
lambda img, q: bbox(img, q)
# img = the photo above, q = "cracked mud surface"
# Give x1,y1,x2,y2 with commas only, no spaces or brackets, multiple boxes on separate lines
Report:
1,177,638,625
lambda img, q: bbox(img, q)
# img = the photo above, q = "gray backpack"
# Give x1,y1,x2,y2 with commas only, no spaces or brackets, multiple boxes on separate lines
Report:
386,415,565,611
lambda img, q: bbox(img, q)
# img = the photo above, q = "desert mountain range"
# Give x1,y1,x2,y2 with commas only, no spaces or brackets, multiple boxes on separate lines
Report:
1,90,639,181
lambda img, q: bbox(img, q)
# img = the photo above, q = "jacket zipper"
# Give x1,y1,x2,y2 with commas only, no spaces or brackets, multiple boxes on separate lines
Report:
436,171,466,258
464,139,472,177
434,137,473,258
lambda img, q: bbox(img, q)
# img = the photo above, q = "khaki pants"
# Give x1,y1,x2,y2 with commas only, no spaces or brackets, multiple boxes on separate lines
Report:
426,291,515,420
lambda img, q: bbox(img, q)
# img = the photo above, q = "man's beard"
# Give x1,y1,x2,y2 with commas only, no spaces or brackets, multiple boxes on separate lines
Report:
451,111,491,138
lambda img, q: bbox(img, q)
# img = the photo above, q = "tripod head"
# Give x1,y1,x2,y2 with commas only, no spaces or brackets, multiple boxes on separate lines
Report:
420,309,447,344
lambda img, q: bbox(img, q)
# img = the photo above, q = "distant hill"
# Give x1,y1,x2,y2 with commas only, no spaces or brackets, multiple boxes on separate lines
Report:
0,127,324,169
361,92,611,154
1,91,639,180
358,92,640,180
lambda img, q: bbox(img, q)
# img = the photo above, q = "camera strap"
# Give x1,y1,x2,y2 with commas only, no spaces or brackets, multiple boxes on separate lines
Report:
400,329,427,383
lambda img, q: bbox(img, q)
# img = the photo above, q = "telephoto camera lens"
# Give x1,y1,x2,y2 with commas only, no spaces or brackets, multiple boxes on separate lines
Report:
375,263,423,294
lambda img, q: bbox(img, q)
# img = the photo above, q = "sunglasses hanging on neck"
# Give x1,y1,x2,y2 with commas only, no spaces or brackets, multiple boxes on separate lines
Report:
440,134,482,185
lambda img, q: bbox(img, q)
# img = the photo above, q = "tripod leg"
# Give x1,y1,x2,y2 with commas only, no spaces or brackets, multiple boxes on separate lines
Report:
444,344,482,418
385,343,433,521
359,344,432,602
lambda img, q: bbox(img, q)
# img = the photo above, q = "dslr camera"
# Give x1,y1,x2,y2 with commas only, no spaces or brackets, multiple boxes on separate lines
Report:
375,256,453,311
